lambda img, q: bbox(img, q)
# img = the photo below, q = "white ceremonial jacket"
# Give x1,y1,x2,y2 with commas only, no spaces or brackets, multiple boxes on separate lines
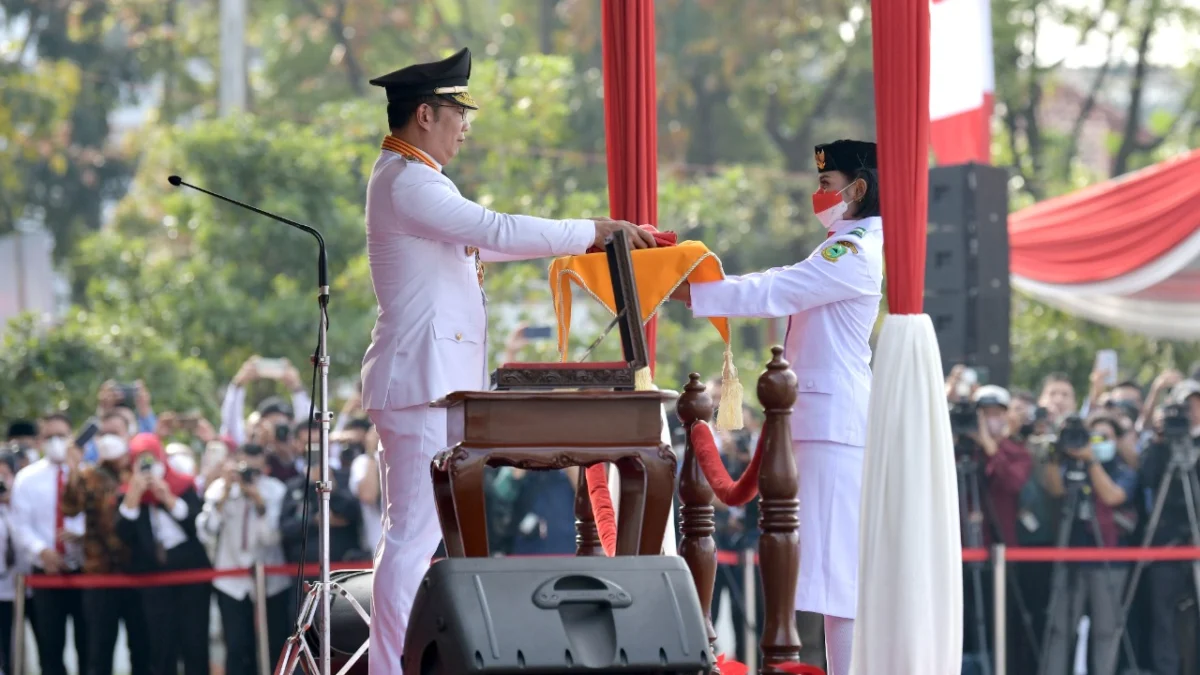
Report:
361,148,595,411
690,217,884,447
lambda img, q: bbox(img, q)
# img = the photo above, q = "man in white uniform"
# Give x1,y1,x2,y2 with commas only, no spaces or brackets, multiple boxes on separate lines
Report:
360,47,656,675
669,140,883,675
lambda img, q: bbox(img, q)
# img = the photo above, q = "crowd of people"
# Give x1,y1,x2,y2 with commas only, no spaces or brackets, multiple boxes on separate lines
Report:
0,355,383,675
2,354,1200,675
675,363,1200,675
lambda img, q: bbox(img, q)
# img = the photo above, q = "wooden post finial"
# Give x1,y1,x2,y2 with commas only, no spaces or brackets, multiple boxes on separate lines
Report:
677,372,715,425
757,346,797,412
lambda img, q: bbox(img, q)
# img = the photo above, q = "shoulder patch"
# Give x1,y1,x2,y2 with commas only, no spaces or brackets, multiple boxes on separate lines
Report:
848,227,867,238
821,240,860,262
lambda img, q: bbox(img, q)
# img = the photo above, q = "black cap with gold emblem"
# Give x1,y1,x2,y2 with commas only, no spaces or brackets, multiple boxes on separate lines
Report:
369,47,480,111
813,139,877,174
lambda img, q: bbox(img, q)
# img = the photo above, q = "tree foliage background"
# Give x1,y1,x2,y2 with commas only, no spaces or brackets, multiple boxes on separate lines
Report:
1,0,1198,423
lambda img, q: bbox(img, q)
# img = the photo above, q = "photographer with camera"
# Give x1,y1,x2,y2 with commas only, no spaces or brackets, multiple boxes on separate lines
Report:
279,450,363,564
196,443,290,675
952,385,1035,674
116,433,211,675
219,356,310,445
1122,379,1200,675
89,381,157,463
955,385,1034,547
61,411,150,675
1039,414,1136,675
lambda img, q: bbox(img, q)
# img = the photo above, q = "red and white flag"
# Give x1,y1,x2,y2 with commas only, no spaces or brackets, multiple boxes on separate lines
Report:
929,0,994,165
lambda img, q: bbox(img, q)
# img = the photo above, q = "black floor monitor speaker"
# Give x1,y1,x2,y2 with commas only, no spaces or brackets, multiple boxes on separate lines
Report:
300,569,373,675
403,555,712,675
924,162,1012,388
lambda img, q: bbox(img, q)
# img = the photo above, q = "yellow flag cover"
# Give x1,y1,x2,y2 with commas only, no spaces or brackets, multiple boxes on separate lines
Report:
548,240,744,430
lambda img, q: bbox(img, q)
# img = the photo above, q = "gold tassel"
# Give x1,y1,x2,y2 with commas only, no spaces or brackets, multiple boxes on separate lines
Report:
715,345,744,430
634,366,654,391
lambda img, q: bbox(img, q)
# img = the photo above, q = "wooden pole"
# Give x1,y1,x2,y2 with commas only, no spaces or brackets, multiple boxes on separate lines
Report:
756,346,802,671
676,373,719,664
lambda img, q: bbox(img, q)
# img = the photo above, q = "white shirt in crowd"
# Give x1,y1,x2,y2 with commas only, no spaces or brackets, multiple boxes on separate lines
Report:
10,459,85,571
119,499,190,552
196,475,290,600
348,454,381,554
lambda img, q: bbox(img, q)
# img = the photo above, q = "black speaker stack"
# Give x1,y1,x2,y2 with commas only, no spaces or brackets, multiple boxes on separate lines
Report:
923,163,1012,389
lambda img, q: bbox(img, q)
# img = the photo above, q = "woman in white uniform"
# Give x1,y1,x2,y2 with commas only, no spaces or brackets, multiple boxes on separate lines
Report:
669,139,883,675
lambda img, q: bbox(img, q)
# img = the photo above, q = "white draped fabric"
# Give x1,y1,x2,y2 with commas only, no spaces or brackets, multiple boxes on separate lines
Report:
1012,226,1200,340
851,314,962,675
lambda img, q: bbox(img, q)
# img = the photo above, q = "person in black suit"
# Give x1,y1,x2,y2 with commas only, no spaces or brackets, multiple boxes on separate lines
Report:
115,433,212,675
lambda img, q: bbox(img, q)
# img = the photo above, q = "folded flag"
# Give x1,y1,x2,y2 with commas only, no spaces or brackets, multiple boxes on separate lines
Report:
586,224,679,253
548,237,743,430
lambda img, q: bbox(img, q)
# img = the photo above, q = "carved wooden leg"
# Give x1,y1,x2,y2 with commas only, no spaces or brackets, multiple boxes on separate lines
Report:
635,444,677,555
430,456,465,557
757,348,802,672
447,447,491,557
574,466,604,556
614,457,647,555
676,374,720,666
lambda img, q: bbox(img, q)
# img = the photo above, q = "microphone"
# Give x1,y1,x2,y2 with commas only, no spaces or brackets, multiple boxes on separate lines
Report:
166,174,328,292
170,171,338,661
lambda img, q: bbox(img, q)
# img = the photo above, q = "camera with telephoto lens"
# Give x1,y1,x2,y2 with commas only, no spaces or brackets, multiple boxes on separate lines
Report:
1162,403,1192,442
237,461,260,483
950,400,978,436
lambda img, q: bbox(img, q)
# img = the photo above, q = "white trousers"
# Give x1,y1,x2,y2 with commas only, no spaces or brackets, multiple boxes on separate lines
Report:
366,404,446,675
793,440,864,620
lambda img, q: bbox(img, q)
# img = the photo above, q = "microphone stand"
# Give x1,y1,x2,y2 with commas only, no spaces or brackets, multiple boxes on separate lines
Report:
168,175,334,675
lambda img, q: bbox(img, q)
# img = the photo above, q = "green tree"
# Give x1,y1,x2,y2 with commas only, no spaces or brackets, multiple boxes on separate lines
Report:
1009,293,1200,395
0,0,213,258
0,311,218,426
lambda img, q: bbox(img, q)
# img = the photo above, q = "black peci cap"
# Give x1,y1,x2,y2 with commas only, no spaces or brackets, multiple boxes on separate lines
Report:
814,140,877,174
6,420,36,439
369,47,479,110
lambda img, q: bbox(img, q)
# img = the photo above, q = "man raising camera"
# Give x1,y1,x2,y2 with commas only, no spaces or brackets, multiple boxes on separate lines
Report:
1040,415,1135,675
196,443,290,675
1134,378,1200,675
953,385,1034,671
958,385,1034,547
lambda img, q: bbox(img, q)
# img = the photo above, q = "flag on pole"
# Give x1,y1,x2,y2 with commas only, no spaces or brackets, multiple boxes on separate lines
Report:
929,0,994,165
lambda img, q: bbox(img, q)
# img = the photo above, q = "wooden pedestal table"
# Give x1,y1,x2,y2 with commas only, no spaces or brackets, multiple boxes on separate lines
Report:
430,389,678,558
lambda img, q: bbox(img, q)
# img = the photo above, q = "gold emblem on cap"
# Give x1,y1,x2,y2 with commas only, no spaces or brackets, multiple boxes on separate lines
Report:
815,149,826,171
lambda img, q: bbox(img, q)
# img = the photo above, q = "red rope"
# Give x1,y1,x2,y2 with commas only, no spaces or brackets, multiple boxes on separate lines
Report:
586,464,619,556
585,421,764,556
689,421,763,506
24,561,367,589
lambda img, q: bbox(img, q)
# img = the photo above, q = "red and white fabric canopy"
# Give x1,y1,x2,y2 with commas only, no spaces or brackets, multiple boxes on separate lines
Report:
1010,148,1200,339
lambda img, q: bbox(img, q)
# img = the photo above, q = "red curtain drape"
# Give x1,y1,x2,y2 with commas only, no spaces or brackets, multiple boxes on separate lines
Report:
873,0,932,314
1009,148,1200,284
601,0,658,373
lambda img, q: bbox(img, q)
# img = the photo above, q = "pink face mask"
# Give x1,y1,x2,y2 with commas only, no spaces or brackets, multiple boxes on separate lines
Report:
986,418,1007,437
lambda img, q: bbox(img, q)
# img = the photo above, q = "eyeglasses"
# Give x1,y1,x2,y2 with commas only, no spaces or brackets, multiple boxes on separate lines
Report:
433,104,475,124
